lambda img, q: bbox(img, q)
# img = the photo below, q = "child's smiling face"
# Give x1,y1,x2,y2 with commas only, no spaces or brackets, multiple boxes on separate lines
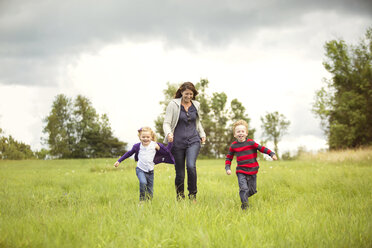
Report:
139,131,152,146
234,125,248,142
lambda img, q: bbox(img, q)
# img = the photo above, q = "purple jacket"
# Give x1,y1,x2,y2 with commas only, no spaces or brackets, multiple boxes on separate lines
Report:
117,142,175,165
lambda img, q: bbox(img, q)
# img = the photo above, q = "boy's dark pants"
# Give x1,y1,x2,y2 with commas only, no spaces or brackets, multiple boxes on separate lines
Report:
237,173,257,209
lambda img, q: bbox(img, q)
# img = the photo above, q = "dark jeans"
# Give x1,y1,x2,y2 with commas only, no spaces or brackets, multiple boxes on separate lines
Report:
172,142,200,199
136,167,154,201
237,173,257,208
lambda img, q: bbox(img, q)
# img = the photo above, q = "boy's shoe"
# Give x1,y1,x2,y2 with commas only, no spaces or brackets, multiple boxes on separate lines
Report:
241,202,249,210
189,194,197,203
189,194,196,200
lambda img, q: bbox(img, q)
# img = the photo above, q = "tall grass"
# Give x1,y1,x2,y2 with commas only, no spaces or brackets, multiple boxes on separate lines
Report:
299,146,372,163
0,154,371,247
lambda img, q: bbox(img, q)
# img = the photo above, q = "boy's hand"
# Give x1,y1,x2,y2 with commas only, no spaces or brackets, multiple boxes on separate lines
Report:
226,169,232,175
272,155,278,160
114,161,120,167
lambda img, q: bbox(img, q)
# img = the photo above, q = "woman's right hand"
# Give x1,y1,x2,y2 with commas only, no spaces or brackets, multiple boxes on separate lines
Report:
114,161,120,167
167,133,174,142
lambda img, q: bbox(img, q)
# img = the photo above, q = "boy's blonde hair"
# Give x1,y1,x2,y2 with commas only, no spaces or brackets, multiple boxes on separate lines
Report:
233,120,249,133
138,127,157,142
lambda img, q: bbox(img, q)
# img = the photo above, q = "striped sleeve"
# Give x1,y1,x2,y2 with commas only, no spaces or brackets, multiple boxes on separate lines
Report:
254,141,275,157
225,145,234,170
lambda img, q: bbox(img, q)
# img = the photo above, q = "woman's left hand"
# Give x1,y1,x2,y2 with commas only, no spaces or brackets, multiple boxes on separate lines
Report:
201,137,206,145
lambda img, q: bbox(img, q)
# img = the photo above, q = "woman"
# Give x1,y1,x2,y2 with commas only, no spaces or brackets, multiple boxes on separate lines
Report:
163,82,206,200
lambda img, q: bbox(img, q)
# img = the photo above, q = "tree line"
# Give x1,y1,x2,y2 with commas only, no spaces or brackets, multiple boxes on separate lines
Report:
0,128,36,159
1,95,127,160
42,94,127,159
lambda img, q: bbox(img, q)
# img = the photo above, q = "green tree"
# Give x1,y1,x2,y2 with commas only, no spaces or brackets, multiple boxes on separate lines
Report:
209,92,229,157
93,114,127,158
313,27,372,149
43,94,127,158
35,148,49,160
154,82,179,141
195,79,214,158
73,95,101,158
72,95,127,158
260,111,290,157
43,94,74,158
0,129,35,160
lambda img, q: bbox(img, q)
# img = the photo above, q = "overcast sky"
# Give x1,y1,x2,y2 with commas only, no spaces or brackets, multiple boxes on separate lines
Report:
0,0,371,155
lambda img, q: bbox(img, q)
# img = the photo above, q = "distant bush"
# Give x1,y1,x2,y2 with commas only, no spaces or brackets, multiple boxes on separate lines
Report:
281,146,307,161
281,151,295,160
0,134,36,160
34,148,49,160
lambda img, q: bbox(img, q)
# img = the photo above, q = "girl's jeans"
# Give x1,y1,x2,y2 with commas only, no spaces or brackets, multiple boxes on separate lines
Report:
237,173,257,208
136,167,154,201
172,142,200,199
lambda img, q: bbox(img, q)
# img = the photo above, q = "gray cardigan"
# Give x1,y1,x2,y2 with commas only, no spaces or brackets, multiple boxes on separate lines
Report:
163,98,206,143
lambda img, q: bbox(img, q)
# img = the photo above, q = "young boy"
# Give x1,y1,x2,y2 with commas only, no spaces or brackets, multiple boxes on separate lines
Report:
225,120,278,210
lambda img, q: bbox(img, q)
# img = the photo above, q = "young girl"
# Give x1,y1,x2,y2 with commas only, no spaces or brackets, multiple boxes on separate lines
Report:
114,127,174,201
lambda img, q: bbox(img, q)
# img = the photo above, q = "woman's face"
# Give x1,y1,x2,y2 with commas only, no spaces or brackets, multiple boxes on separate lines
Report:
181,89,194,103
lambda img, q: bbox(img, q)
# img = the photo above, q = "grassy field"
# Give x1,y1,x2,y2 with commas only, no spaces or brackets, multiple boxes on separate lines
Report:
0,149,371,248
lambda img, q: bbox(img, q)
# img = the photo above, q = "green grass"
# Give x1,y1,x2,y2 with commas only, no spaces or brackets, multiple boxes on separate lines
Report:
0,156,371,247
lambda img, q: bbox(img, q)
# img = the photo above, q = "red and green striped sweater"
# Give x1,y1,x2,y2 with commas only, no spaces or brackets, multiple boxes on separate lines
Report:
225,139,275,175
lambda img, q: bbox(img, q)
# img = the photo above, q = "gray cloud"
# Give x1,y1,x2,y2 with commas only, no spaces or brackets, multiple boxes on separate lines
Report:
288,107,325,138
1,0,371,85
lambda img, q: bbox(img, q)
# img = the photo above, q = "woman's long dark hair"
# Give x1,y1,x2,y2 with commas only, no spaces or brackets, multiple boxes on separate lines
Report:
174,82,198,100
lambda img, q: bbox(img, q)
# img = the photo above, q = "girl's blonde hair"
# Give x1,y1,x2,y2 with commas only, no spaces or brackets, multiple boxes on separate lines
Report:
138,127,157,142
233,120,249,133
